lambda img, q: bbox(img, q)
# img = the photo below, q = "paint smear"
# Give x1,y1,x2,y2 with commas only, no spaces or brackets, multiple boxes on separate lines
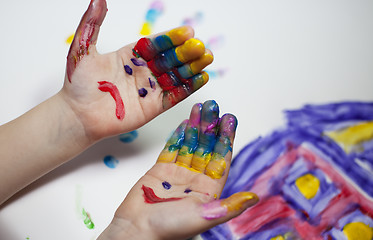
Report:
119,130,138,143
103,155,119,169
142,185,182,204
140,0,164,36
97,81,125,120
138,88,148,97
131,58,147,67
82,208,95,229
124,65,133,75
162,181,172,190
76,185,95,230
182,12,204,27
205,69,228,79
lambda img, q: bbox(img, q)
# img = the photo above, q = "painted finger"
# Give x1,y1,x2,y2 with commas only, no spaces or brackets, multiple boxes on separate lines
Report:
133,26,195,61
161,71,209,109
146,38,206,77
66,0,107,82
191,100,220,173
175,103,202,168
177,51,214,79
205,114,238,179
157,120,188,163
200,192,259,222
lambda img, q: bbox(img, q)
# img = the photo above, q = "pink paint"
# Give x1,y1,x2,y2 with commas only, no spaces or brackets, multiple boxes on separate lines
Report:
66,0,107,82
142,185,182,204
201,200,228,220
97,81,125,120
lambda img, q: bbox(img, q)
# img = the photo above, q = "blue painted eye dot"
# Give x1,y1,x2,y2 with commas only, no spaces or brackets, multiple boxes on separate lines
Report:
162,181,172,190
184,188,192,194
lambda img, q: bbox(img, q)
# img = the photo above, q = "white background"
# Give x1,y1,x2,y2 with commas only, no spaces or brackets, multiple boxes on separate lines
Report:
0,0,372,239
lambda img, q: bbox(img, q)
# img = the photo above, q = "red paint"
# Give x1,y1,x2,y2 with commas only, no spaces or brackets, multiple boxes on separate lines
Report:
97,81,125,120
142,185,182,204
156,73,177,91
133,38,157,61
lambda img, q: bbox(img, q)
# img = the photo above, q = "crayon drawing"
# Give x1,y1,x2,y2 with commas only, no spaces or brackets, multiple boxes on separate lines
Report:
202,102,373,240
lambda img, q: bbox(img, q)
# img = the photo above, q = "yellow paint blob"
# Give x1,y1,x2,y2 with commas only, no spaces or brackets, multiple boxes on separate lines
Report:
175,38,205,63
166,26,193,45
270,236,285,240
140,22,152,36
326,121,373,152
221,192,259,212
205,154,226,179
66,33,75,45
175,148,193,167
190,52,214,75
343,222,373,240
295,173,320,199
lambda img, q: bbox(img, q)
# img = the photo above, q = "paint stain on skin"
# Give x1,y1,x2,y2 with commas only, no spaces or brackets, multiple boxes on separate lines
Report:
138,88,148,97
97,81,125,120
140,0,164,36
103,155,119,169
131,58,147,66
184,188,192,194
124,65,133,75
142,185,182,204
162,181,172,190
149,78,156,90
119,130,138,143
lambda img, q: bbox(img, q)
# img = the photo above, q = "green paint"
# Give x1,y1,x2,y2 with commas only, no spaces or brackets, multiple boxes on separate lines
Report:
82,208,95,229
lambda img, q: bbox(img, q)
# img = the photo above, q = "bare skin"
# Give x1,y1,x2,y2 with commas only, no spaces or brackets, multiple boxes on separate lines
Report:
0,0,211,205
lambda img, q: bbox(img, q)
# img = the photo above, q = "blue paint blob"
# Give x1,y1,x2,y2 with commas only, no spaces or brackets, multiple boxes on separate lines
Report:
162,181,172,190
184,188,192,194
131,58,147,66
124,65,133,75
119,130,138,143
103,155,119,169
138,88,148,97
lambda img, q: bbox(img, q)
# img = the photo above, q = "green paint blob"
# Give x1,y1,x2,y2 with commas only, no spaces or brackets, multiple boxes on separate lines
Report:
82,208,95,229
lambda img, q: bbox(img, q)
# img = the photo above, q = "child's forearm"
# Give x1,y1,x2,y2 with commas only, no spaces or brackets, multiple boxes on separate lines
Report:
0,91,92,205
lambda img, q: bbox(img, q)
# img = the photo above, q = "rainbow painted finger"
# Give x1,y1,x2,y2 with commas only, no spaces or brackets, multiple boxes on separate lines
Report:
132,26,212,108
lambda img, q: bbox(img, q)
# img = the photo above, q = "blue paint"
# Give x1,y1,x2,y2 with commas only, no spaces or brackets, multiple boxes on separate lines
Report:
131,58,147,66
138,88,148,97
149,78,156,89
124,65,133,75
184,188,192,194
119,130,138,143
162,181,172,190
103,155,119,169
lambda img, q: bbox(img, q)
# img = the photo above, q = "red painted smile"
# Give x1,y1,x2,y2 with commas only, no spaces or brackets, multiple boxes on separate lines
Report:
142,185,182,204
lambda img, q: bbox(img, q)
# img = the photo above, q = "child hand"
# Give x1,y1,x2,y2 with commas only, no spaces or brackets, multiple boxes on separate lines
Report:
62,0,213,141
99,101,258,240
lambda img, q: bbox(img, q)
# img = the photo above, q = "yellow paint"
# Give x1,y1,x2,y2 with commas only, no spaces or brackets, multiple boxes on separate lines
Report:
326,121,373,152
166,26,192,45
295,173,320,199
343,222,373,240
192,71,209,89
175,38,205,63
205,154,226,179
140,22,152,36
175,148,193,167
157,150,177,163
190,52,214,75
66,33,75,45
270,236,285,240
221,192,259,212
191,153,211,172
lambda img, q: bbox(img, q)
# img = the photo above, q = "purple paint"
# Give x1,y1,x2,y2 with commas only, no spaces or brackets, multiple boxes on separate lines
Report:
184,188,192,194
138,88,148,97
124,65,133,75
149,78,156,89
131,58,147,67
162,181,171,190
